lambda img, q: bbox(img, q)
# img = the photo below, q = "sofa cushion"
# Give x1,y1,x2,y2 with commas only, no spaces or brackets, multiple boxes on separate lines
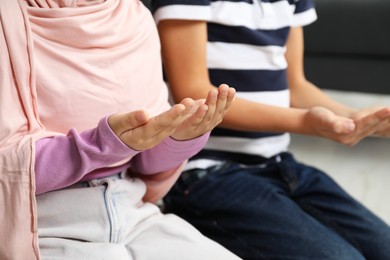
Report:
305,0,390,57
303,0,390,94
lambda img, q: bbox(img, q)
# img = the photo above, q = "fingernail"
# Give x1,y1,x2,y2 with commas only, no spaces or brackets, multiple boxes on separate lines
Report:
220,87,228,94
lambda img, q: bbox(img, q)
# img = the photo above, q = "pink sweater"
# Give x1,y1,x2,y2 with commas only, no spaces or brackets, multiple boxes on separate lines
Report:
0,0,205,258
35,116,208,194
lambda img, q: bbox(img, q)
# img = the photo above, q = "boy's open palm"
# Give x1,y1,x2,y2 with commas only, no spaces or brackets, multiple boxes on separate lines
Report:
351,106,390,138
306,106,390,146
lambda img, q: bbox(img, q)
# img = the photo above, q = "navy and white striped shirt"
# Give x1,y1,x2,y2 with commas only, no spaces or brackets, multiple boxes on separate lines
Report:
152,0,317,163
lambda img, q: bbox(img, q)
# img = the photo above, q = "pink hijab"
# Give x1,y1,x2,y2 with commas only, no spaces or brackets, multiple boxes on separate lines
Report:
0,0,41,258
0,0,172,258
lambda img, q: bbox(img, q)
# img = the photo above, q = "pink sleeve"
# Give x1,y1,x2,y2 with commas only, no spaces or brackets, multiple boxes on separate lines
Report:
131,132,210,175
35,116,210,194
34,117,138,194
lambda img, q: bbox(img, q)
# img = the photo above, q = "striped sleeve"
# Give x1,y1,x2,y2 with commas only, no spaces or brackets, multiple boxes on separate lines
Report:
292,0,317,27
152,0,212,24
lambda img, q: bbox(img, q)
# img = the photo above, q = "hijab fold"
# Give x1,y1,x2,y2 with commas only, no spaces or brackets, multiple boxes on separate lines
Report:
0,0,41,259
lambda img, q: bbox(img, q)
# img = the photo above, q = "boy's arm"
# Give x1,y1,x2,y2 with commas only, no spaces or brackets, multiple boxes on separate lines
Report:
158,20,314,135
158,20,390,144
286,26,390,141
286,27,355,116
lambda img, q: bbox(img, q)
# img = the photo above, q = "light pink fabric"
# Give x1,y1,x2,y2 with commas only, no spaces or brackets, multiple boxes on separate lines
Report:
0,1,41,259
0,0,187,258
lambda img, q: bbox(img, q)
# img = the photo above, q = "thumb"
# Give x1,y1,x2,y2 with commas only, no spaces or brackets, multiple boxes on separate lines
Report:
312,107,355,134
108,110,150,136
332,116,356,134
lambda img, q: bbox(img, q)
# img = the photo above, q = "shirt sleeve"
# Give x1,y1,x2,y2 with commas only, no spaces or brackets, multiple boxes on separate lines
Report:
35,115,210,194
292,0,317,27
152,0,212,24
131,132,210,175
34,116,138,194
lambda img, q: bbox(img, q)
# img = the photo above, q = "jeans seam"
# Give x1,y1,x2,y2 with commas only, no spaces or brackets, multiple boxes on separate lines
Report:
103,180,119,244
277,160,299,193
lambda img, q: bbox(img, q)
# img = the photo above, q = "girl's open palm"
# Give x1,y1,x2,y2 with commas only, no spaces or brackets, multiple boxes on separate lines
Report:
170,84,236,141
108,84,235,150
108,102,198,151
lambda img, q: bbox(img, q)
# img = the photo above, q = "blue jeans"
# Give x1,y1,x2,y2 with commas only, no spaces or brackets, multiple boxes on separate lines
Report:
163,152,390,260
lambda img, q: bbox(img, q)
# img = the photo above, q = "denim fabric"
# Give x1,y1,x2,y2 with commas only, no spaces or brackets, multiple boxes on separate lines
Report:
164,152,390,260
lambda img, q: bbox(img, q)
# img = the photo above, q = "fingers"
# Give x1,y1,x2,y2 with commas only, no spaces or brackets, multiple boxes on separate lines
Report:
183,99,209,129
108,102,199,151
328,117,356,135
170,84,235,141
129,103,193,150
225,85,236,111
308,107,358,145
330,107,390,146
203,84,235,125
322,115,357,145
147,102,193,139
373,108,390,137
109,84,236,149
351,107,390,142
108,110,150,136
310,107,355,135
195,84,235,129
179,98,198,116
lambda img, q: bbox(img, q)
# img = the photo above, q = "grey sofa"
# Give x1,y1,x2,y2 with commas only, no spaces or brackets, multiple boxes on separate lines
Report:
304,0,390,95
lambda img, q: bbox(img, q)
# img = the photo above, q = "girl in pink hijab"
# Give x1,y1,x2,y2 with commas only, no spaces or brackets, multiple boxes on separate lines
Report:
0,0,241,259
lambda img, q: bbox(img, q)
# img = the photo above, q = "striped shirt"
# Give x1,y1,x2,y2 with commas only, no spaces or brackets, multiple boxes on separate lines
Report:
152,0,317,165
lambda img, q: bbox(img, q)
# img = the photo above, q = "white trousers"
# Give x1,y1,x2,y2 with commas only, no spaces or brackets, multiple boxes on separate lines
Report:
36,174,241,260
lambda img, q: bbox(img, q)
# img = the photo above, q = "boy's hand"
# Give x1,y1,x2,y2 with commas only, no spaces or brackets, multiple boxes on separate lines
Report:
306,106,390,146
350,106,390,138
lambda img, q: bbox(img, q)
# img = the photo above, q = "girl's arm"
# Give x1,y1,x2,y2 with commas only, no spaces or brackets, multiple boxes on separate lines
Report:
35,117,138,194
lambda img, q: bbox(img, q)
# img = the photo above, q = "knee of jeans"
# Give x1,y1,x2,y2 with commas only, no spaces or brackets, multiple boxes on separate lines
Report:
317,242,365,260
332,250,364,260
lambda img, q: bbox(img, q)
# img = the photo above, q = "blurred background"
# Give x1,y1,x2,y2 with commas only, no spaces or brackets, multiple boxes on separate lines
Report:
292,0,390,224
